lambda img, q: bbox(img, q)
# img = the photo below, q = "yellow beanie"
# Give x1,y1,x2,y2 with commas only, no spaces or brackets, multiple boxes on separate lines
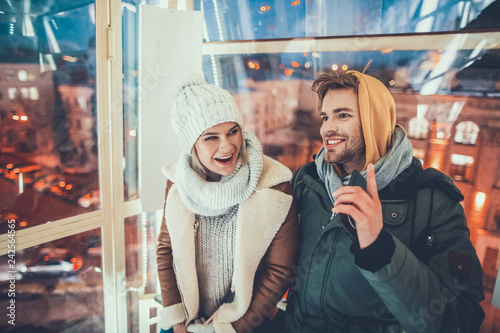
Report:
348,71,396,170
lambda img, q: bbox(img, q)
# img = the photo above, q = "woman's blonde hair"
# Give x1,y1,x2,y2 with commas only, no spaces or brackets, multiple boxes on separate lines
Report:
190,130,248,180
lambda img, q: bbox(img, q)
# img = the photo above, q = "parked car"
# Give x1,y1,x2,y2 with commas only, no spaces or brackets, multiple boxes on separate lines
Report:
33,174,65,193
3,164,42,184
78,190,100,208
20,259,80,278
48,181,77,201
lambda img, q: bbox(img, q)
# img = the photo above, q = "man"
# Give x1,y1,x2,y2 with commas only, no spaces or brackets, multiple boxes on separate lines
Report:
284,71,485,332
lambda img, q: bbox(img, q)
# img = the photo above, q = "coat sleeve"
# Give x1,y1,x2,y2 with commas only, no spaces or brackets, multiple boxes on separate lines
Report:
156,180,187,328
358,189,485,333
232,181,300,333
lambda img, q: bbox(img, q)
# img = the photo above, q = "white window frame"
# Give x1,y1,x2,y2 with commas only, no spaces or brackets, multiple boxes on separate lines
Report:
0,1,135,332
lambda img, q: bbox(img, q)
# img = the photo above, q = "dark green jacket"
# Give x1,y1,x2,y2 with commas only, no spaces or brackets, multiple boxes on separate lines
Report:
285,158,484,333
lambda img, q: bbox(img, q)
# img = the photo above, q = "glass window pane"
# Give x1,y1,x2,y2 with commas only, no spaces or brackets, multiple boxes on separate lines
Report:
0,1,99,235
0,229,104,331
202,42,500,329
125,212,161,333
121,0,175,202
122,2,140,202
195,0,499,42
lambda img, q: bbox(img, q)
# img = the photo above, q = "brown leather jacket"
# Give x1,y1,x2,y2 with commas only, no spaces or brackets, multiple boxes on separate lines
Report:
157,156,299,332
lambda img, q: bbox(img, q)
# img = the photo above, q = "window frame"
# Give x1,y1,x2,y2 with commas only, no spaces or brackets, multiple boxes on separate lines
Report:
0,1,135,332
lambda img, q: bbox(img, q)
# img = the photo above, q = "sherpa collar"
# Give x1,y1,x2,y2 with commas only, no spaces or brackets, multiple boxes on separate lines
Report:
161,155,293,329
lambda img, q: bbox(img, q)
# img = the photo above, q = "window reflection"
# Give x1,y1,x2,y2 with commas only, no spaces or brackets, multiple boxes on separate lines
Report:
202,40,500,328
450,154,474,182
18,70,27,81
195,0,499,42
408,117,430,139
7,87,16,100
413,148,426,166
125,212,160,333
0,1,100,235
0,229,104,331
455,121,480,145
122,2,140,201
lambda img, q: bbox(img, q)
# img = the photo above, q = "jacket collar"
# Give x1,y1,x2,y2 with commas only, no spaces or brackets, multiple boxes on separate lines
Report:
299,158,419,201
298,162,332,203
300,157,463,202
377,158,419,200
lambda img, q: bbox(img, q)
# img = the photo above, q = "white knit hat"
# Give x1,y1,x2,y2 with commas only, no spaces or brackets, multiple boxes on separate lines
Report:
170,72,244,154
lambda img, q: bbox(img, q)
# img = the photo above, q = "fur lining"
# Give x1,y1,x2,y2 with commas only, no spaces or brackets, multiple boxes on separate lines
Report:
162,159,176,180
257,156,292,189
160,303,187,329
163,157,293,327
217,189,292,323
212,317,237,333
215,187,292,323
164,185,199,322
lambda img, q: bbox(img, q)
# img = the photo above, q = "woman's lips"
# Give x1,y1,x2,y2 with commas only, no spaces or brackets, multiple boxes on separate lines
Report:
215,153,234,165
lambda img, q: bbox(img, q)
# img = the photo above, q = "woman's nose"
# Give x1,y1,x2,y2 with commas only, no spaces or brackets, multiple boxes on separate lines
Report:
218,137,232,152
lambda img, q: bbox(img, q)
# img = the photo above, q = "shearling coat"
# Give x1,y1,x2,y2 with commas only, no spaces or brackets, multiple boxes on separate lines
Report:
157,155,299,332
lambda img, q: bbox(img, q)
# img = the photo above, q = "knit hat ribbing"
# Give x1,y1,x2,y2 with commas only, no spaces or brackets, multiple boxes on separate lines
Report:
171,72,244,154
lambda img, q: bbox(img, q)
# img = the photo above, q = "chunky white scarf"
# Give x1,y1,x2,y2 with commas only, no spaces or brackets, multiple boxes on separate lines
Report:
175,131,263,216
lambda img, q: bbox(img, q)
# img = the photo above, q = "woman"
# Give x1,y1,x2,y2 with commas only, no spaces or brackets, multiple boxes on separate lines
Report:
157,73,299,333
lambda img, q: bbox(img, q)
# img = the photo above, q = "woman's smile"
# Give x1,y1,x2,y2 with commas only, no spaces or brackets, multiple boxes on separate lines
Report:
194,122,242,180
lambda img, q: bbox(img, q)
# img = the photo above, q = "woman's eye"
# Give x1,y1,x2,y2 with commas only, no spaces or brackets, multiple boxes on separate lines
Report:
229,128,239,135
204,136,217,141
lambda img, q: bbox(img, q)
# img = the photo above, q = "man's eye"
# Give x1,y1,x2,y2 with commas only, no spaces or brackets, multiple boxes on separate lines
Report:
321,116,328,122
339,113,350,119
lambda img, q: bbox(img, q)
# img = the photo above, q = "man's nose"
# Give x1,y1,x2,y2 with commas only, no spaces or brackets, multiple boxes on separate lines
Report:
322,122,339,135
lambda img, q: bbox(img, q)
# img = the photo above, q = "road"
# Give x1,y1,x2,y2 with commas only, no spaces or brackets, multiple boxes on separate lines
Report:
0,278,105,331
0,176,95,234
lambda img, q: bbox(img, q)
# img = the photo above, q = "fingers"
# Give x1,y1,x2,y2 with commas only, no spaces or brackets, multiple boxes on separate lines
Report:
366,163,379,200
333,191,366,206
187,318,213,333
332,202,364,225
331,184,366,199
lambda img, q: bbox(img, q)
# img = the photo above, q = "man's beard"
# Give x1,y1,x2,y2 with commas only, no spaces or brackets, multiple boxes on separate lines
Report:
324,136,365,166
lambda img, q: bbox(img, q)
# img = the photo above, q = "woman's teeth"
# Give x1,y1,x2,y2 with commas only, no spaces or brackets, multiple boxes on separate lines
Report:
215,154,233,162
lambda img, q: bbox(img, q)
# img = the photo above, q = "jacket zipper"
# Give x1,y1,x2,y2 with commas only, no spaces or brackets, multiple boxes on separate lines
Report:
319,230,340,309
427,234,434,246
300,173,336,318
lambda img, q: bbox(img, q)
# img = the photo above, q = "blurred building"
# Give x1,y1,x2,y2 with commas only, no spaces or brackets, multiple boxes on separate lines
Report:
0,63,54,154
234,75,500,249
234,79,320,171
58,85,96,171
